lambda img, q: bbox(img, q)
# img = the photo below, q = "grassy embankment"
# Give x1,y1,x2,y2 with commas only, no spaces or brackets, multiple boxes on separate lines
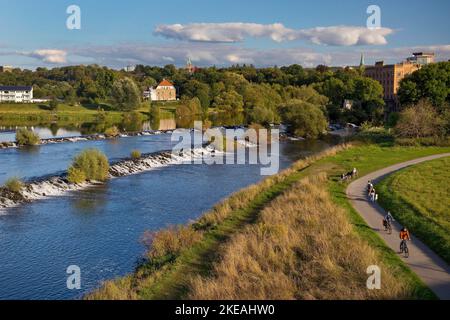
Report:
0,103,149,126
377,156,450,264
88,143,450,300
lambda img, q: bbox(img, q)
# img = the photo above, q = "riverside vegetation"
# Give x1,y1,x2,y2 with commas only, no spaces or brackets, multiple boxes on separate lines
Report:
67,149,110,184
88,141,450,300
15,128,40,146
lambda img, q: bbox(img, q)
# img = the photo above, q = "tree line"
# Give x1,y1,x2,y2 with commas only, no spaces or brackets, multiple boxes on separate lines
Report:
1,62,449,138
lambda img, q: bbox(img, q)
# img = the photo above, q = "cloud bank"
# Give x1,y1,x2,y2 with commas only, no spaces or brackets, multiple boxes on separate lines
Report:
19,49,68,64
154,23,394,46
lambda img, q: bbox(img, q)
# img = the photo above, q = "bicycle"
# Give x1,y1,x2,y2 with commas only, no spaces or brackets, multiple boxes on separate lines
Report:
383,219,392,235
400,240,410,258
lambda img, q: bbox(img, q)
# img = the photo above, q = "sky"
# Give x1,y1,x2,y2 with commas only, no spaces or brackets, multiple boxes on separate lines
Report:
0,0,450,69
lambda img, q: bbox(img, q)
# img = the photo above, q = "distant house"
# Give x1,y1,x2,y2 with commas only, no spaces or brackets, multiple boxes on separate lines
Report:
343,99,354,110
144,79,177,102
124,65,136,72
0,86,33,103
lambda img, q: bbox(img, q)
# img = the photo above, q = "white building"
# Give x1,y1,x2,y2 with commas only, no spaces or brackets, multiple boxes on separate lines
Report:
406,52,435,66
143,79,177,102
0,86,33,103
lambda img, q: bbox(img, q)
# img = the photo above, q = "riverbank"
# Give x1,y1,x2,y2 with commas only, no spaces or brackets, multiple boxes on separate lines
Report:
88,142,450,300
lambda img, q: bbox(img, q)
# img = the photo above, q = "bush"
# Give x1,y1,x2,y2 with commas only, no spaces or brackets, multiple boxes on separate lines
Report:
4,177,23,193
68,149,110,183
355,126,395,145
104,126,120,138
395,136,450,147
395,100,445,138
67,167,87,184
131,149,141,160
16,128,40,146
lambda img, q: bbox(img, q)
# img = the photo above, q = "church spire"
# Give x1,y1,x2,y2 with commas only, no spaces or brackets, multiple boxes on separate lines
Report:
360,53,365,67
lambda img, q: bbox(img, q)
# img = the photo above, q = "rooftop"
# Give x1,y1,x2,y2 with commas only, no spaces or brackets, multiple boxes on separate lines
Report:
0,85,33,91
158,79,174,87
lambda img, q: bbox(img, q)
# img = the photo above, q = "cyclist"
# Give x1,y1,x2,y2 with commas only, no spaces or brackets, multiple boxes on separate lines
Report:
400,227,411,252
367,181,374,195
383,211,395,231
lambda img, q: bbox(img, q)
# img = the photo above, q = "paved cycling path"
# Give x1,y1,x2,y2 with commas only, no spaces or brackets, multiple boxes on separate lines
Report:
346,153,450,300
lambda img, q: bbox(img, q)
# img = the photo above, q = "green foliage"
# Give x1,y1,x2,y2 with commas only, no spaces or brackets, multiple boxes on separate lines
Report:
122,111,145,132
131,149,142,160
243,84,282,125
48,99,59,111
68,149,110,183
176,97,202,118
67,167,87,184
104,126,120,137
15,128,40,146
212,90,244,112
4,177,23,193
111,77,141,111
279,99,328,138
398,61,450,111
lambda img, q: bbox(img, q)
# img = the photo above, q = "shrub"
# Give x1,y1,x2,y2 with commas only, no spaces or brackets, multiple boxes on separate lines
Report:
4,177,23,193
16,128,40,146
68,149,110,183
395,136,450,147
131,149,141,160
67,166,87,184
104,126,120,138
395,100,445,138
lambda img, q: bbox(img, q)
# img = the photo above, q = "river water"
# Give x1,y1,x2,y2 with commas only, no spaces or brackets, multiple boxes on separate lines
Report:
0,132,338,300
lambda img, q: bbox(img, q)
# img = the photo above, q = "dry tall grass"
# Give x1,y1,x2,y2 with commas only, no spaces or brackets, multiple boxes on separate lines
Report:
88,144,356,299
188,173,415,300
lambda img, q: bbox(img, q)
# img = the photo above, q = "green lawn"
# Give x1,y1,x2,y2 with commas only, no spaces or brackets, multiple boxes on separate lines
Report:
319,144,450,300
377,156,450,264
0,103,149,125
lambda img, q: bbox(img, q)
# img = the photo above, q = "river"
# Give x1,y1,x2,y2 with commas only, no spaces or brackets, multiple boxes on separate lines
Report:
0,130,339,300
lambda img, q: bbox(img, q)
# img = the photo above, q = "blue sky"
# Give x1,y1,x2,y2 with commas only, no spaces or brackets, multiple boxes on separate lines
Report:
1,0,450,68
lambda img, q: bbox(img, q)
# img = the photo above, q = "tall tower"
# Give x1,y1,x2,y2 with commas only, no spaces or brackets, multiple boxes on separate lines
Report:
186,57,195,74
359,53,366,73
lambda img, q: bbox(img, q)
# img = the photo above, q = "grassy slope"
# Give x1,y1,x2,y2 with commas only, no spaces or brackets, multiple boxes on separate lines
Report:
89,143,450,300
0,103,148,123
377,157,450,264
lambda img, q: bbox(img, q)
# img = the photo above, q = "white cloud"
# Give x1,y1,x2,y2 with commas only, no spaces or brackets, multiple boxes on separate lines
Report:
22,49,67,63
71,43,332,68
155,23,296,43
154,23,394,46
297,26,393,46
3,43,450,70
69,42,450,69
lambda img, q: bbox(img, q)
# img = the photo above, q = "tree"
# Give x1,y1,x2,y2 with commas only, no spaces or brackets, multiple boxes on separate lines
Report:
111,77,141,111
398,62,450,112
212,90,244,112
395,100,445,138
176,97,202,118
279,99,328,139
49,99,59,111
